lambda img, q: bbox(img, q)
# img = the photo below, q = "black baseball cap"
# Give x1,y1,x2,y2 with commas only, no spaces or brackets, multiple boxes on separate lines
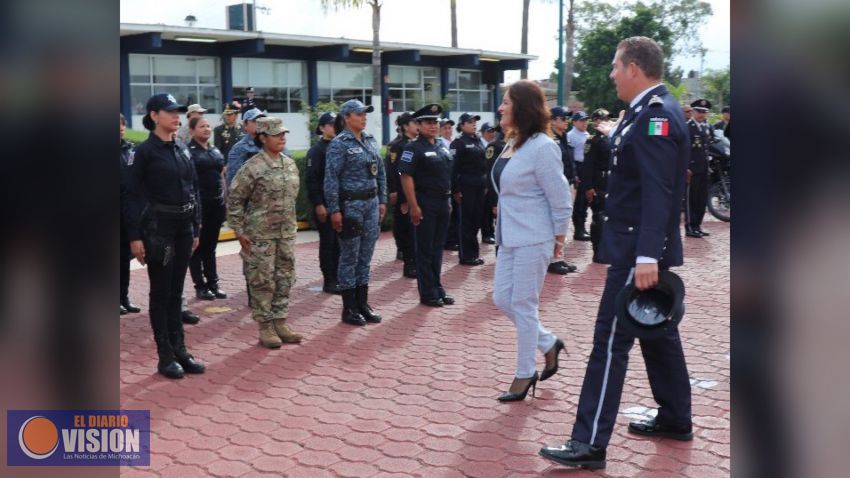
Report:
143,93,188,130
316,112,337,135
479,122,495,132
550,106,570,119
457,112,481,124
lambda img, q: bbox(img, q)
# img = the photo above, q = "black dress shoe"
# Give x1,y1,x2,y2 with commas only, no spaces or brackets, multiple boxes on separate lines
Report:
573,232,591,241
696,229,710,236
547,262,570,275
628,418,693,441
121,299,141,313
685,229,703,238
208,284,227,299
402,263,418,278
396,250,404,261
564,262,578,272
592,254,607,264
482,236,496,244
323,281,342,294
444,243,459,251
460,258,484,266
120,305,128,315
157,360,185,379
175,352,206,374
195,287,215,300
497,371,538,402
181,311,200,325
540,339,565,381
420,298,444,307
539,440,606,469
440,295,455,305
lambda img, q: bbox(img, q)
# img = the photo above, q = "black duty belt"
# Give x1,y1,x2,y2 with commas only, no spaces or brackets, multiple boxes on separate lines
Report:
150,202,195,214
340,189,377,201
417,189,452,199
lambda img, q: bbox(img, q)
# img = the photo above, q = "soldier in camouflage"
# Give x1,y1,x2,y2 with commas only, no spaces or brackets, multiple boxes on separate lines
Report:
324,99,387,326
227,116,303,348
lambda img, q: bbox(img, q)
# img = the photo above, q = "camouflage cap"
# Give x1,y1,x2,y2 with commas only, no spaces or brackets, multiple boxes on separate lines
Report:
340,99,374,115
256,117,290,136
591,108,610,120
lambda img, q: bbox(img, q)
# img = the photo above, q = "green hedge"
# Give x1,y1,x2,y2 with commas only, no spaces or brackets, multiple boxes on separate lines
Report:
125,129,391,231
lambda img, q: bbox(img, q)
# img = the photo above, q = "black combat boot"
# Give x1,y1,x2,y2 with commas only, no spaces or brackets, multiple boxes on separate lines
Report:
154,334,184,379
356,285,382,323
207,280,227,299
169,331,206,374
402,260,417,278
341,289,366,326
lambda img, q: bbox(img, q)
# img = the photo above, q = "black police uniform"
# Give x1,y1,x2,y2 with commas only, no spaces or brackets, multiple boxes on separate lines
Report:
385,132,417,277
187,140,227,298
398,106,454,305
306,135,341,292
481,137,505,242
120,139,141,314
686,117,711,236
584,127,612,261
569,85,691,451
450,132,489,263
553,131,577,186
240,94,257,117
126,126,204,378
213,121,244,160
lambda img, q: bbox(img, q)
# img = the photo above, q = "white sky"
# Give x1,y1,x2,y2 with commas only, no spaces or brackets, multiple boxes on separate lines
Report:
120,0,730,83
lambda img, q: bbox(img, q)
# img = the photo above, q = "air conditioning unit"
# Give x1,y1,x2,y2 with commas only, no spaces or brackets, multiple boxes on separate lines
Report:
226,3,255,32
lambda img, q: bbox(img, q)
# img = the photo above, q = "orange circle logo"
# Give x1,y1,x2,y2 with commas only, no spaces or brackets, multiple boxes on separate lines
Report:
18,416,59,459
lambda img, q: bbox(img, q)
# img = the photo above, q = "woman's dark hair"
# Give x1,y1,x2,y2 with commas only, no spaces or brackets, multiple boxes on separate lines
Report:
333,113,346,135
188,116,206,130
119,112,126,126
253,134,266,149
142,112,155,131
504,80,550,150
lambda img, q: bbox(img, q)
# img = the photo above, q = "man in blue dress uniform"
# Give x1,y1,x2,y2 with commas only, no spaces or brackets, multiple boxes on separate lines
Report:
540,36,692,470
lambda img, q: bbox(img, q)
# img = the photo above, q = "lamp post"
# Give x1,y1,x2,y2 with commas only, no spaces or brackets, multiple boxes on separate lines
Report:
557,0,564,105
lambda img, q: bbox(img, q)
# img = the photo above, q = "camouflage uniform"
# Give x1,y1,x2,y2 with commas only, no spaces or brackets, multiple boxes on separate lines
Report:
324,99,387,326
227,118,300,343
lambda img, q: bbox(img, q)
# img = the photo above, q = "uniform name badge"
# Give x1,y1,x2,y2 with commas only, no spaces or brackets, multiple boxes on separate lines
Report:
370,162,378,177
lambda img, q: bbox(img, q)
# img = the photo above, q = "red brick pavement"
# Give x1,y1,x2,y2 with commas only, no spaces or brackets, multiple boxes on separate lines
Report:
121,218,729,478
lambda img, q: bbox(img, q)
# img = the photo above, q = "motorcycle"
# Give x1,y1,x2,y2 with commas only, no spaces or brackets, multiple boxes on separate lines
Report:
706,129,730,222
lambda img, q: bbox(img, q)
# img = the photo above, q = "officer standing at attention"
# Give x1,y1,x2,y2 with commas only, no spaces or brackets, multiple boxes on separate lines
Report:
481,127,505,245
306,112,342,294
479,122,497,148
239,87,257,116
548,106,579,274
385,112,419,278
226,108,266,190
438,118,455,149
399,104,456,307
540,37,692,469
450,112,488,265
126,93,206,379
324,99,387,326
213,102,244,160
685,98,712,238
585,108,613,263
568,111,592,241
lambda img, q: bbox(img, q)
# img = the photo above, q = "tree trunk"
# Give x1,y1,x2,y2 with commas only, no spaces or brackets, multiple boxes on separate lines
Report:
450,0,458,48
520,0,530,79
563,0,575,103
370,0,382,98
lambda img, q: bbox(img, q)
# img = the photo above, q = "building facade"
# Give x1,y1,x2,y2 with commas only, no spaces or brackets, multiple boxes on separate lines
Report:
121,24,535,149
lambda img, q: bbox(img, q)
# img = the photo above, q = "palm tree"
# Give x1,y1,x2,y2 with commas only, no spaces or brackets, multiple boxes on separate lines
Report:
520,0,530,79
320,0,382,110
450,0,458,48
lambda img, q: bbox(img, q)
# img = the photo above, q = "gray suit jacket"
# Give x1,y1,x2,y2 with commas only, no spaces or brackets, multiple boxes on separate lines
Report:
492,133,572,247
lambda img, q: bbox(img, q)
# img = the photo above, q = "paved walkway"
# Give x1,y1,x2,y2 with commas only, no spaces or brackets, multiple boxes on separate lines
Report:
121,218,729,478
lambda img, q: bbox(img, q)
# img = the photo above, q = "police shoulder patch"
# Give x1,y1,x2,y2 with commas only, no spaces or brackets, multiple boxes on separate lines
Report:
485,146,494,159
390,151,397,163
649,95,664,107
401,150,414,163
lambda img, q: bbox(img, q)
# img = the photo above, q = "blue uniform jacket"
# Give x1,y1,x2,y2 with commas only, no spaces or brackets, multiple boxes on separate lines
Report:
600,84,688,268
323,128,387,214
226,134,260,190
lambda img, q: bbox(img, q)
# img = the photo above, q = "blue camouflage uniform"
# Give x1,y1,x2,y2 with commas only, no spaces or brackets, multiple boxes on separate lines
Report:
324,103,387,292
226,108,265,190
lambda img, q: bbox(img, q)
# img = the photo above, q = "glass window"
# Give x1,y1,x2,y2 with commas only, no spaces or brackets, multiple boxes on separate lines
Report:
152,56,195,84
130,84,152,114
197,58,217,85
317,62,331,89
287,62,304,88
448,68,489,112
129,55,150,83
251,60,274,86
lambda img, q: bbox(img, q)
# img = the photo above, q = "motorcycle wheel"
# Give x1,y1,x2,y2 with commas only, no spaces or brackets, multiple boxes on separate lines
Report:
708,177,731,222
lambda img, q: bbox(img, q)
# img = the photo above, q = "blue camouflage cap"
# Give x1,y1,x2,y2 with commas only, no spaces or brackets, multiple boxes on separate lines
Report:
571,110,589,121
340,99,374,115
242,108,266,122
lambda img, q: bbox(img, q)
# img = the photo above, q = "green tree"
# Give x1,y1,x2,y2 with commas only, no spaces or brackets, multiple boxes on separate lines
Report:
573,4,674,113
701,67,730,109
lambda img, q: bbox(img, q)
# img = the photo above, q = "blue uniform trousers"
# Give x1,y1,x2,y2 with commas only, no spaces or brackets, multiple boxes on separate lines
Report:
571,265,692,448
337,197,379,290
457,175,486,262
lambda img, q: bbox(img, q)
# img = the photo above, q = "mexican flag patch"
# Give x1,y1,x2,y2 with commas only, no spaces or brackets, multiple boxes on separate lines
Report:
648,118,669,136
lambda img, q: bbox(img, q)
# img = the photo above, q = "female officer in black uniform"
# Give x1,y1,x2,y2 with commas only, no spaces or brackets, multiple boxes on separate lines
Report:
187,116,228,300
127,93,206,379
450,113,488,265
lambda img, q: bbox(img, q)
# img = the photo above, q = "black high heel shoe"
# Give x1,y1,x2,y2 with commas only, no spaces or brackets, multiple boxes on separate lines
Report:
497,371,539,402
540,339,565,382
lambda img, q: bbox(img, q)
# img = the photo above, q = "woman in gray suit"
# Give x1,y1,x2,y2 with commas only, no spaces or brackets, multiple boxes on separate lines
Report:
491,80,573,401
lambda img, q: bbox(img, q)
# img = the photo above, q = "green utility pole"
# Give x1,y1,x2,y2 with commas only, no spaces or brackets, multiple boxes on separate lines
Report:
557,0,564,105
